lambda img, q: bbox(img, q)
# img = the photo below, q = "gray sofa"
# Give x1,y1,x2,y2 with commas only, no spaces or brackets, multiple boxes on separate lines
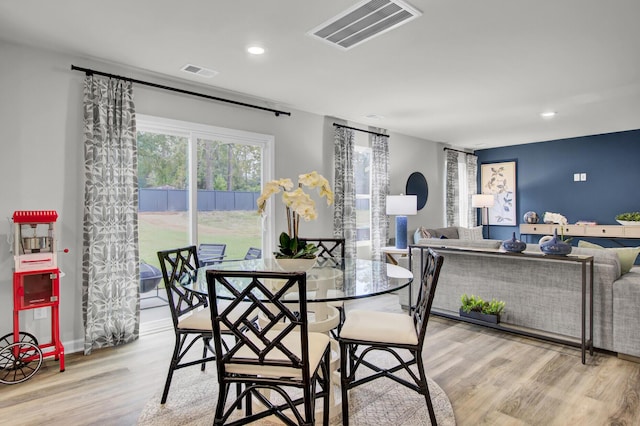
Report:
398,234,640,359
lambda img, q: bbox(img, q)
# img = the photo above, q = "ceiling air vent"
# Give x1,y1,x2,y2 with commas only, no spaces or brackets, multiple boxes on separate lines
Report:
308,0,421,50
180,64,218,78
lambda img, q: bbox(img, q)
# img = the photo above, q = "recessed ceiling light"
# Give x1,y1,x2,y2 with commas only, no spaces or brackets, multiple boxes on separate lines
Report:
247,46,265,55
365,114,384,120
540,111,557,118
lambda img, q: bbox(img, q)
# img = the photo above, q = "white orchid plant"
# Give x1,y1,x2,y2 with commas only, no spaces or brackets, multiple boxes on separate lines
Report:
257,171,334,259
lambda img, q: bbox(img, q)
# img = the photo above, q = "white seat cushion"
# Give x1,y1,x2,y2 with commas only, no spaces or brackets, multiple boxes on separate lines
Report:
226,331,330,378
339,309,418,345
177,301,253,332
178,308,212,331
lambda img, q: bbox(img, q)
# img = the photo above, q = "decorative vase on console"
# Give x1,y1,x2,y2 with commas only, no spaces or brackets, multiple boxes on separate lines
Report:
523,211,539,224
540,228,572,256
501,232,527,253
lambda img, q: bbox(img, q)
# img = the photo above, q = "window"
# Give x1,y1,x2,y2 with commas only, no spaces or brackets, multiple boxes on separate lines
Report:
355,144,372,243
457,154,470,227
136,115,274,268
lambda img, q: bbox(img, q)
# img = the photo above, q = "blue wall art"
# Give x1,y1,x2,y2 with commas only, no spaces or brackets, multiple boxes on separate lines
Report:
481,160,516,226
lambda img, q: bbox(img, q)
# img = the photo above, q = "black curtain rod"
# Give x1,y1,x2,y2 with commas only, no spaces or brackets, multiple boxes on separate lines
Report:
444,147,476,156
333,123,388,138
71,65,291,117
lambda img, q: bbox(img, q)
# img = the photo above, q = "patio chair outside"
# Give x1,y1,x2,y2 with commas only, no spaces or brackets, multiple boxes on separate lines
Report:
243,247,262,260
198,243,227,266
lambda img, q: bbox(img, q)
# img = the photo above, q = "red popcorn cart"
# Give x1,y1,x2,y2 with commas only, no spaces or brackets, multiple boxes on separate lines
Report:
1,210,66,384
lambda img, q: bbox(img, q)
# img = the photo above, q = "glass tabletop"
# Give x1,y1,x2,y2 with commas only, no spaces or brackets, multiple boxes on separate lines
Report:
182,258,413,302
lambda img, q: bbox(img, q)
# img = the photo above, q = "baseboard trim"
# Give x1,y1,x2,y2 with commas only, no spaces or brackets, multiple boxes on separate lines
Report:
618,353,640,364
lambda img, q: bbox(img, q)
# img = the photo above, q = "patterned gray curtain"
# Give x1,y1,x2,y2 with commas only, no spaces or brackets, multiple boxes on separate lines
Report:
445,150,460,227
466,154,478,226
333,127,357,258
370,133,389,262
82,75,139,355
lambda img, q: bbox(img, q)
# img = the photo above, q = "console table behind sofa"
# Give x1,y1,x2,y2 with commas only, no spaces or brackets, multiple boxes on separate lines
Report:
398,238,635,359
408,244,595,364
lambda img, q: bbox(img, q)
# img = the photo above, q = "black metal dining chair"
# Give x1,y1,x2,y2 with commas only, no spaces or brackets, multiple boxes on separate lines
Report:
300,237,346,335
300,237,345,265
206,269,331,426
338,248,444,426
157,246,224,404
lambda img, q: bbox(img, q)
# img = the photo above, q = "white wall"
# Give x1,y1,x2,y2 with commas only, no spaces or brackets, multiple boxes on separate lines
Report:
0,40,443,352
389,132,446,240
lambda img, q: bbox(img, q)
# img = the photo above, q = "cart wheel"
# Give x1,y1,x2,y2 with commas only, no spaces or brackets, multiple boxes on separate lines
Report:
0,342,43,384
0,332,39,349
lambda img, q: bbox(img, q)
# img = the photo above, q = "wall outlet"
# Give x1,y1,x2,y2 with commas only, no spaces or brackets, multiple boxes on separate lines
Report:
33,308,47,320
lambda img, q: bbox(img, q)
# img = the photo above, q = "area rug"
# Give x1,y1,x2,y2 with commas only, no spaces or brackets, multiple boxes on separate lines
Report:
137,353,456,426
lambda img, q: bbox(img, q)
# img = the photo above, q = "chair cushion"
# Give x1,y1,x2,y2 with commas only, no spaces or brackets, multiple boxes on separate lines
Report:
339,309,418,345
178,308,212,331
225,331,330,378
178,301,252,331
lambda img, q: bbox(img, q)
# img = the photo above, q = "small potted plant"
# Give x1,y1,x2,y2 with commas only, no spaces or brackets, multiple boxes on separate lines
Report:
460,294,506,324
615,212,640,226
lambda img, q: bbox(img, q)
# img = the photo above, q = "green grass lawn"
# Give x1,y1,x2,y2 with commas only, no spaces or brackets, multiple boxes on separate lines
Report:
139,211,262,268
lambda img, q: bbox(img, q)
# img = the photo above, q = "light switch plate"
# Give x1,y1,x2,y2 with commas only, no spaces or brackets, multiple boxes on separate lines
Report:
580,173,587,181
574,173,580,182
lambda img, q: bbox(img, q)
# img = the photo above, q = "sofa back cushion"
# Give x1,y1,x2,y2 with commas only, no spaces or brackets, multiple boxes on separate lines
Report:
414,226,486,243
457,226,484,240
416,238,502,250
577,240,640,275
525,243,622,281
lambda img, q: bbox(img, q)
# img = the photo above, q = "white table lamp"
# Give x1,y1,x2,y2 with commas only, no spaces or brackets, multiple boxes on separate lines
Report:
472,194,495,238
386,195,417,249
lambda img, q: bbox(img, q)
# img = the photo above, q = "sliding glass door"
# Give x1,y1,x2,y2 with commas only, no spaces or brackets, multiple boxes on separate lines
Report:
137,115,274,269
195,138,264,260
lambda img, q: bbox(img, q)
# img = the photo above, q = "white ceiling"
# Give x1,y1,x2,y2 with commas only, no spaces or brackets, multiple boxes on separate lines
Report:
2,0,639,150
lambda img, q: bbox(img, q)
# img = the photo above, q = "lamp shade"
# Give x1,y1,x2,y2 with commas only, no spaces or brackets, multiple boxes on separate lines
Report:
472,194,495,208
386,195,417,216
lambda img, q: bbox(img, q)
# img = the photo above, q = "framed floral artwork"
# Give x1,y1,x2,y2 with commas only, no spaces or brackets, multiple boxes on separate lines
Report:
481,161,516,225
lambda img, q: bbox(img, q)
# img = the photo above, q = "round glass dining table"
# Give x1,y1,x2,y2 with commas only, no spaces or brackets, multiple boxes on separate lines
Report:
182,257,414,302
183,257,414,417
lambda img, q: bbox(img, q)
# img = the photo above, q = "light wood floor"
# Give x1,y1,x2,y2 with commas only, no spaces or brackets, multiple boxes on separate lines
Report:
2,294,639,426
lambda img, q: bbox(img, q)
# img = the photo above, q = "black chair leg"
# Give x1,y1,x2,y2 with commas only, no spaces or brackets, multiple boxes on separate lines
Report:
338,305,345,332
322,352,330,426
213,382,228,426
160,366,175,404
303,385,314,425
416,353,437,426
201,337,209,372
161,340,181,404
235,383,242,410
340,342,350,426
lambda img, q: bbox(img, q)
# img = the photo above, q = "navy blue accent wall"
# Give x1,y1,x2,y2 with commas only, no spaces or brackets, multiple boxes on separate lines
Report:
475,129,640,243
